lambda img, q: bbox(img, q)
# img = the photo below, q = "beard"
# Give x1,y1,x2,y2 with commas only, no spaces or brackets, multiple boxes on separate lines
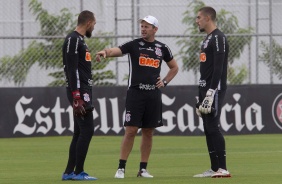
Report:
85,30,92,38
199,28,205,32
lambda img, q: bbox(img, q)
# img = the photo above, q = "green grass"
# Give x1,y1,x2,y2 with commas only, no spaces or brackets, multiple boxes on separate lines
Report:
0,134,282,184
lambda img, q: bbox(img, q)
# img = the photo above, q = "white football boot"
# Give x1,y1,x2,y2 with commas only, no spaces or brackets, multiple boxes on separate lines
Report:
137,169,153,178
193,169,216,178
114,168,125,179
211,168,231,178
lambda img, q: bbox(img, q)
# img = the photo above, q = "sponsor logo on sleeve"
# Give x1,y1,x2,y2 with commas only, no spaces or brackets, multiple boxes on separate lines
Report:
199,52,206,62
215,35,219,51
85,51,91,61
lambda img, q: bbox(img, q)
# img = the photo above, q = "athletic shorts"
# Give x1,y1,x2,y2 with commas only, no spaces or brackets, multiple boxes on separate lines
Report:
124,88,163,128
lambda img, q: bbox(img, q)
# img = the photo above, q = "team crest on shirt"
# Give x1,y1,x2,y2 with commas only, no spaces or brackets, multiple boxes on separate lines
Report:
155,47,162,57
83,93,90,102
125,112,131,122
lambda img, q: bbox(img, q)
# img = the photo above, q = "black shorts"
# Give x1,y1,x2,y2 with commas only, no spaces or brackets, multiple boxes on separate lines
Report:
124,88,163,128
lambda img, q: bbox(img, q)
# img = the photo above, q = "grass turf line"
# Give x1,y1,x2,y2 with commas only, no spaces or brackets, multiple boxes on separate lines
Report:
0,134,281,184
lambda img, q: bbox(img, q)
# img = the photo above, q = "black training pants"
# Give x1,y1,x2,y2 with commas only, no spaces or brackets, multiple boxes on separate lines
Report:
64,88,94,174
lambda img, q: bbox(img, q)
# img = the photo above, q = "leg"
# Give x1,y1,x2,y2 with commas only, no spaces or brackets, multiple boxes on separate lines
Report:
203,123,219,172
115,126,138,178
120,126,138,160
64,88,80,174
140,128,154,163
64,116,79,174
204,90,227,170
194,90,229,178
136,128,154,178
74,112,94,174
138,90,160,172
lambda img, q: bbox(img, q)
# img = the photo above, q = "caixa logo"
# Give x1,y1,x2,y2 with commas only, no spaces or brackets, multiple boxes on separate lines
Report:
272,93,282,130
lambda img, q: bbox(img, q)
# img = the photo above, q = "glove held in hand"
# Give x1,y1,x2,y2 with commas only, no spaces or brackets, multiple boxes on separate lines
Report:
199,89,216,114
72,90,86,116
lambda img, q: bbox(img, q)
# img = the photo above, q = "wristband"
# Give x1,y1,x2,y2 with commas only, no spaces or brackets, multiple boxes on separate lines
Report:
206,89,215,98
163,80,168,87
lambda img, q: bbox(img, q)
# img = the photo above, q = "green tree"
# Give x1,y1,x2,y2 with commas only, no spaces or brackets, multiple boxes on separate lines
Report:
260,39,282,79
177,0,252,84
0,0,115,86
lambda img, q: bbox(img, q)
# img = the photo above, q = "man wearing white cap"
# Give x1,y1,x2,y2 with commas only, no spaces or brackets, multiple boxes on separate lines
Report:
96,15,178,178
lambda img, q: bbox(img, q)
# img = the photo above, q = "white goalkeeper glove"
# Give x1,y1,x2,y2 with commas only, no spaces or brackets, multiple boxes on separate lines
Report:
199,89,216,114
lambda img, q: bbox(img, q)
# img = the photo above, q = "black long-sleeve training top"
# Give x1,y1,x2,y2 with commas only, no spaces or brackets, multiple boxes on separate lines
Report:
62,31,93,91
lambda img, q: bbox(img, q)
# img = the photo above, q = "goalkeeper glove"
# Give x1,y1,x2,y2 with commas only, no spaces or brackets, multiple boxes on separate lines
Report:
72,90,86,116
199,89,216,114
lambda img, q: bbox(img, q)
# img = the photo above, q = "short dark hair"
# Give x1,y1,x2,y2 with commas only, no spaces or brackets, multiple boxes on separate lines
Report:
198,6,216,21
77,10,95,26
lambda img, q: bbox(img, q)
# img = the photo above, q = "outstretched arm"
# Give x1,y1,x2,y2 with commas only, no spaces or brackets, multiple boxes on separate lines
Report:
95,47,123,62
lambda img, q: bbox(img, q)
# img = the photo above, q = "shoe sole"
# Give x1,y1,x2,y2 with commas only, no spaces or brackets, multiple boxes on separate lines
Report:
137,174,153,178
193,176,213,178
72,178,98,180
212,174,231,178
137,175,153,178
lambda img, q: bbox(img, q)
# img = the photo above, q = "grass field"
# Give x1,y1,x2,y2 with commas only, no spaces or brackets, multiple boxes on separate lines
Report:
0,134,282,184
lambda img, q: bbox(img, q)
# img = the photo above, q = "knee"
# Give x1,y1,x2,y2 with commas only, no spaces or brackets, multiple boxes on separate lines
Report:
125,127,138,138
142,128,154,138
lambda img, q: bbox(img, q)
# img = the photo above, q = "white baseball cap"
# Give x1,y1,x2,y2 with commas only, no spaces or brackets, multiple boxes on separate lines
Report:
139,15,159,27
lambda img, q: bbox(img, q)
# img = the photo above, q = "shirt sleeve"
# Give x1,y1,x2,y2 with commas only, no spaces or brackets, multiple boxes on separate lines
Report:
210,34,226,90
163,44,174,62
65,36,80,91
119,40,134,55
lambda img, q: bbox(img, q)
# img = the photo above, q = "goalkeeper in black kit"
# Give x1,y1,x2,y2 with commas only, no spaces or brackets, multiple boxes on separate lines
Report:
61,10,97,181
193,6,231,178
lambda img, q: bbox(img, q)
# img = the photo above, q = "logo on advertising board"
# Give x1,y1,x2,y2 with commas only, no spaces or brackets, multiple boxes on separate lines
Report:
272,93,282,130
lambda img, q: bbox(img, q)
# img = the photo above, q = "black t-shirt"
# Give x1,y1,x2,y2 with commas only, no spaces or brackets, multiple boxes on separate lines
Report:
119,38,173,89
199,28,229,91
62,31,93,91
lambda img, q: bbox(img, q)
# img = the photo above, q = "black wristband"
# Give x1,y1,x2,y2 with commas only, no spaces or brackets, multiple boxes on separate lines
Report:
163,80,168,87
